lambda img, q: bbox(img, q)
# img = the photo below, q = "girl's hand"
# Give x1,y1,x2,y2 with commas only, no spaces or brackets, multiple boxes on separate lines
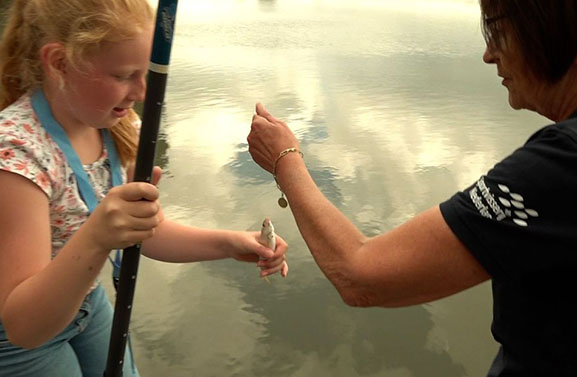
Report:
231,231,289,278
83,182,161,251
82,166,163,252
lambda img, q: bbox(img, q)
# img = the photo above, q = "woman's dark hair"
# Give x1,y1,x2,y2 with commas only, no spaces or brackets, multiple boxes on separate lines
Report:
480,0,577,83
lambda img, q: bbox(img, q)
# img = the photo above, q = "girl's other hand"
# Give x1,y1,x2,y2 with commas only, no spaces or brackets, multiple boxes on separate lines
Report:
231,231,289,278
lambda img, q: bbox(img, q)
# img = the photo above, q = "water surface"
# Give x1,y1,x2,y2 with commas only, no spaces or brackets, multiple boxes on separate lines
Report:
111,0,543,377
28,0,544,376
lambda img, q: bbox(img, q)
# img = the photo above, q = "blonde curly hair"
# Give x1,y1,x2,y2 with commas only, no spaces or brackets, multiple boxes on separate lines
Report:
0,0,154,165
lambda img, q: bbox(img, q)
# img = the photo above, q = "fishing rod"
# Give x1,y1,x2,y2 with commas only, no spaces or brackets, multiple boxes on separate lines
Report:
104,0,178,375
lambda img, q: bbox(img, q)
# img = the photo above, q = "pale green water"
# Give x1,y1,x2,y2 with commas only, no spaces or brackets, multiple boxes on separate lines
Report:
1,0,548,376
117,1,547,376
113,1,547,376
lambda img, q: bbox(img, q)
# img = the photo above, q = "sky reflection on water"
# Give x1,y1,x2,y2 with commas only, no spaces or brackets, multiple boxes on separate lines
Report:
100,1,547,376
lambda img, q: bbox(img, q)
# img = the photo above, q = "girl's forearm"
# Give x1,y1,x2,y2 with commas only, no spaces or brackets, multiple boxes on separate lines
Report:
1,226,109,349
141,220,237,262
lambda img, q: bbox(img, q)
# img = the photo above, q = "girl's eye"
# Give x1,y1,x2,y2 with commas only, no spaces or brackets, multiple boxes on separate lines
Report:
113,74,131,81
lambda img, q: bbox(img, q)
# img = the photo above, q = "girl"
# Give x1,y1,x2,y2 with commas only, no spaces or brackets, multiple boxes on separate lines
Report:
0,0,288,376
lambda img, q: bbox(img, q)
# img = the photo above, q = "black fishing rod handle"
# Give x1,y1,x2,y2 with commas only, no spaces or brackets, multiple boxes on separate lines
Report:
104,0,178,376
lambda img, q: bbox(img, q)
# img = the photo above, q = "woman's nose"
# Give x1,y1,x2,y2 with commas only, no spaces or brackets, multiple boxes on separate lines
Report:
483,44,496,64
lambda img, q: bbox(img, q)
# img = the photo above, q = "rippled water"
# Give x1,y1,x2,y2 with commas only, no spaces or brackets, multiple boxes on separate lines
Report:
118,1,547,376
1,0,548,376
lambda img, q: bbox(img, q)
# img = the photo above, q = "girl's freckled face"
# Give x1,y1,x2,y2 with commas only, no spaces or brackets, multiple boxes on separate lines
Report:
62,26,153,129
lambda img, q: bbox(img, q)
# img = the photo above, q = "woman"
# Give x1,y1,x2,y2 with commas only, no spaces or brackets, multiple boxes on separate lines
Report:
247,0,577,375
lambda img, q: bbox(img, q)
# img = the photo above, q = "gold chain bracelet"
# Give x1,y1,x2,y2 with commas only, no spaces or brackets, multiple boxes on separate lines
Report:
272,147,303,208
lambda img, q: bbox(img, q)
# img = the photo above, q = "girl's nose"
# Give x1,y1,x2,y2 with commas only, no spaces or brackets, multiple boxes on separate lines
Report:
129,75,147,102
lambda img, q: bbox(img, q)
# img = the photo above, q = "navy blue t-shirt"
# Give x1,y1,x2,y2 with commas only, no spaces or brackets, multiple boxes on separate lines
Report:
440,117,577,377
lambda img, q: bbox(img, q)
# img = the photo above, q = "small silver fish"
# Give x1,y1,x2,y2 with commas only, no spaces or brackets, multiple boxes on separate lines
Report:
259,217,276,283
260,217,276,251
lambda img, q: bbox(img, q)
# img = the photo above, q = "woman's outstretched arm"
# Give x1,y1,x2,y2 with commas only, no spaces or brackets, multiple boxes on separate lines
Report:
248,103,489,307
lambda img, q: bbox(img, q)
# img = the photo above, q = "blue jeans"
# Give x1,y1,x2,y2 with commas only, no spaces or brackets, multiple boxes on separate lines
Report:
0,284,139,377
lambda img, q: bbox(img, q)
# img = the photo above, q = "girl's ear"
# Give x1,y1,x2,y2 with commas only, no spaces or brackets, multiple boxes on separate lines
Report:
39,42,67,80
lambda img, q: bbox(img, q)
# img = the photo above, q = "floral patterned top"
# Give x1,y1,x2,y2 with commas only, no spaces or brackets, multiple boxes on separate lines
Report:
0,93,127,258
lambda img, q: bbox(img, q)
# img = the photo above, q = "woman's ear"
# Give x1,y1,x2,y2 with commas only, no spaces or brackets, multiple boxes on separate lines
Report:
39,42,67,80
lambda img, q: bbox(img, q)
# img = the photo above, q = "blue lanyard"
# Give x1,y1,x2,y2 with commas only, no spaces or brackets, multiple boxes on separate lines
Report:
31,89,125,288
31,89,136,370
31,89,123,210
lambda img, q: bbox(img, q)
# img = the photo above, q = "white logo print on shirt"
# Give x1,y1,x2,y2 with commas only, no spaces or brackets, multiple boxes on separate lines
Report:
468,177,540,227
